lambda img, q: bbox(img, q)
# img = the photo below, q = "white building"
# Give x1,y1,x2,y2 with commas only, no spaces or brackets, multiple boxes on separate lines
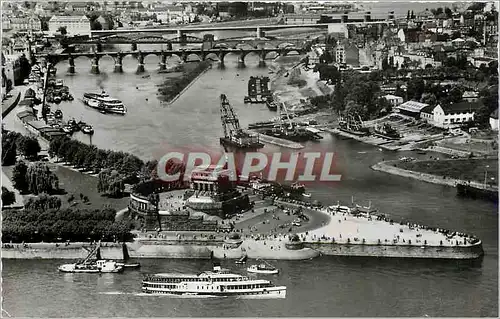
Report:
490,109,498,131
383,94,404,107
430,102,481,128
48,15,91,36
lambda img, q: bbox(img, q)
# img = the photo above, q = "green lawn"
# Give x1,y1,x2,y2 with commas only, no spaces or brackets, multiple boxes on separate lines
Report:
393,159,499,186
2,162,130,211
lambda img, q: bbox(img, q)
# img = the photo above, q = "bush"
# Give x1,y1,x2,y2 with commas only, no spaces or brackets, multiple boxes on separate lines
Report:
1,187,16,206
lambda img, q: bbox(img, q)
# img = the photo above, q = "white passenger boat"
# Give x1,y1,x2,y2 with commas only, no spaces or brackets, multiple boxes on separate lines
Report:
246,263,279,275
142,265,286,297
82,91,127,115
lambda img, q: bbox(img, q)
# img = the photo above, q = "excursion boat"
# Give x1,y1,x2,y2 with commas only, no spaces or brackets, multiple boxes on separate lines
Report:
58,244,124,274
142,264,286,297
247,262,279,275
83,91,127,115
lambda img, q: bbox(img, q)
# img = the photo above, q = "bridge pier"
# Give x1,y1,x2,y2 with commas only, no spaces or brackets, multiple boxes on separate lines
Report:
91,56,100,74
259,50,266,67
114,54,123,73
136,52,145,74
256,27,265,39
131,42,137,51
68,55,75,73
159,52,168,70
96,42,102,53
237,51,246,68
218,51,226,68
166,42,172,51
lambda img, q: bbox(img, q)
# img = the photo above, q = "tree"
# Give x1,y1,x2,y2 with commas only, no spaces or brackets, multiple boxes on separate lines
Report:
12,161,29,193
91,20,102,30
24,194,61,212
57,26,67,35
18,136,40,160
444,7,453,18
406,78,425,101
2,132,18,166
97,169,125,197
1,187,16,206
26,162,59,195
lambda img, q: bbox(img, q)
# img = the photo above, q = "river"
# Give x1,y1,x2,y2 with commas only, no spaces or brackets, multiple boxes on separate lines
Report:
2,29,498,317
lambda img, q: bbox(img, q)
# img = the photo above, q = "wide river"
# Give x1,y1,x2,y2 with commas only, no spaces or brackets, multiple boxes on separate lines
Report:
2,33,498,317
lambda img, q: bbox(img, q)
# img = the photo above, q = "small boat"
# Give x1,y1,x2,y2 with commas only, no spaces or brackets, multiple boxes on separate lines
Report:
82,125,94,135
116,262,141,269
244,96,251,103
54,96,62,104
58,244,124,273
54,110,63,119
68,119,79,131
68,95,74,101
302,193,312,198
247,262,279,274
416,150,427,155
141,75,150,79
77,120,87,129
235,255,248,264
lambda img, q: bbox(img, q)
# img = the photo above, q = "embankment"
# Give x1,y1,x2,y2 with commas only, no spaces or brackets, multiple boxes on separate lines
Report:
2,90,21,118
372,160,498,191
305,241,484,260
1,243,123,259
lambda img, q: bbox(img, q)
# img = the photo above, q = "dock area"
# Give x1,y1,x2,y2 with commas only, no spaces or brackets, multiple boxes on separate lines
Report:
246,130,304,149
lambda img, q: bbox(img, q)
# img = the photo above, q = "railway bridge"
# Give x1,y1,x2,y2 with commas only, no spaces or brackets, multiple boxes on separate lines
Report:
35,46,305,74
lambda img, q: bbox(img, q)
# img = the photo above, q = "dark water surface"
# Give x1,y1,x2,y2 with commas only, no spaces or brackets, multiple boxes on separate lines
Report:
2,30,498,317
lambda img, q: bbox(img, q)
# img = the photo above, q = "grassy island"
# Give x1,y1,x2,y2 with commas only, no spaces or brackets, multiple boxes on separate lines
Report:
157,61,212,103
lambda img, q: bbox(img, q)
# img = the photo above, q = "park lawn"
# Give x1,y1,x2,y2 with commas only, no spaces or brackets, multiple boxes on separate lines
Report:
392,159,499,186
2,162,130,211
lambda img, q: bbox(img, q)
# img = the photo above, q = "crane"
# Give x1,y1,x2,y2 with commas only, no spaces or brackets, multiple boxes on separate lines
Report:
220,93,243,139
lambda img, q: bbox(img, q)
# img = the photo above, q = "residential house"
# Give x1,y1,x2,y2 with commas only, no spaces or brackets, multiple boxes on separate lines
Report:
48,15,91,36
396,100,429,118
6,16,42,31
431,101,482,128
462,91,479,102
96,15,110,30
333,39,359,67
420,105,434,122
490,109,498,131
468,56,497,68
383,94,404,107
64,2,91,12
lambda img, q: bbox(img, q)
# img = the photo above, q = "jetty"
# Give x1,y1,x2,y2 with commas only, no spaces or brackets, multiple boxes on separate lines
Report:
246,130,304,149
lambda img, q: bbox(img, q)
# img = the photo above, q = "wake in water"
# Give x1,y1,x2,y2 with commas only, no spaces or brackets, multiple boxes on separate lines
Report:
99,292,225,298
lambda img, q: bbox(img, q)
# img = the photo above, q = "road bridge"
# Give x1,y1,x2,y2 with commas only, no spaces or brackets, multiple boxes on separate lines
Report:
35,46,306,74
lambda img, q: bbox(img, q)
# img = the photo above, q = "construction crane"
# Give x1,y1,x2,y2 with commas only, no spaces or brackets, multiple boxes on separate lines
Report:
220,94,263,149
220,93,243,139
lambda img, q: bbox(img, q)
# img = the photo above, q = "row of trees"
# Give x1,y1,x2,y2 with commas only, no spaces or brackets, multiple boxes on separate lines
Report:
2,130,41,166
2,207,133,243
12,161,59,195
49,136,144,178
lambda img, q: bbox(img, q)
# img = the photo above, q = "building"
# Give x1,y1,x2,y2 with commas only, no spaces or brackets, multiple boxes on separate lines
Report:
420,105,434,122
383,94,404,107
48,15,91,36
5,16,42,31
490,109,498,131
462,91,480,102
396,100,429,118
431,101,482,128
333,40,359,66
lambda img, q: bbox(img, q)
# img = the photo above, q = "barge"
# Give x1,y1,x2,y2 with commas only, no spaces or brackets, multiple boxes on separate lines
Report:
244,76,272,104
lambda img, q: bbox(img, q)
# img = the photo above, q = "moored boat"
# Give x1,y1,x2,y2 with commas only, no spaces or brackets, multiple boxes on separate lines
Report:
82,124,94,135
142,264,286,297
58,245,124,273
247,262,279,275
54,109,63,119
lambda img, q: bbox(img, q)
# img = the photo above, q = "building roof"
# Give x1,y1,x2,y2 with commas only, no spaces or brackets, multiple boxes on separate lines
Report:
420,105,435,114
441,101,483,115
397,100,429,113
49,15,89,23
490,108,498,119
383,94,403,100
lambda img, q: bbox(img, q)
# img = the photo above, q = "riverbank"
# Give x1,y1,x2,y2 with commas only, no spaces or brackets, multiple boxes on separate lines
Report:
157,61,212,105
2,88,21,118
371,159,499,190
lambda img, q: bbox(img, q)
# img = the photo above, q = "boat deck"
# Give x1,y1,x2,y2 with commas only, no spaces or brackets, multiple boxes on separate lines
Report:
301,209,478,248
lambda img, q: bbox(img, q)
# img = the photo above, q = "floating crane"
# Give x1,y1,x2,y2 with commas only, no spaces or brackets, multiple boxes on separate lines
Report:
219,94,264,149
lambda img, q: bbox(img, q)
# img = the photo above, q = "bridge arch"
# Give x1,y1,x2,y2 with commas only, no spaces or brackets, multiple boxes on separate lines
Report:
203,52,219,62
185,53,202,62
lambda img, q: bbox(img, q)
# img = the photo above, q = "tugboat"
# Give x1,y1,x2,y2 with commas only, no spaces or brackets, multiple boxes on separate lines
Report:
266,98,278,111
247,261,279,274
58,244,124,273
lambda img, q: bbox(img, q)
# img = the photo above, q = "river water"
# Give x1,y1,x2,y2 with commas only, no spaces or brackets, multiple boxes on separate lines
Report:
2,29,498,317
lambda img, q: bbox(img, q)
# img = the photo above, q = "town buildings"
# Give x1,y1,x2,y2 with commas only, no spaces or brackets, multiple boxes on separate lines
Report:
383,94,404,107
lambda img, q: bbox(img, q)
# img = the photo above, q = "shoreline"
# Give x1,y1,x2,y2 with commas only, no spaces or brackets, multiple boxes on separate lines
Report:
371,160,498,191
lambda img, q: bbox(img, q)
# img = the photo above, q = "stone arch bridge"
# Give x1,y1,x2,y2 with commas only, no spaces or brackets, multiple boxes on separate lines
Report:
35,46,305,74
